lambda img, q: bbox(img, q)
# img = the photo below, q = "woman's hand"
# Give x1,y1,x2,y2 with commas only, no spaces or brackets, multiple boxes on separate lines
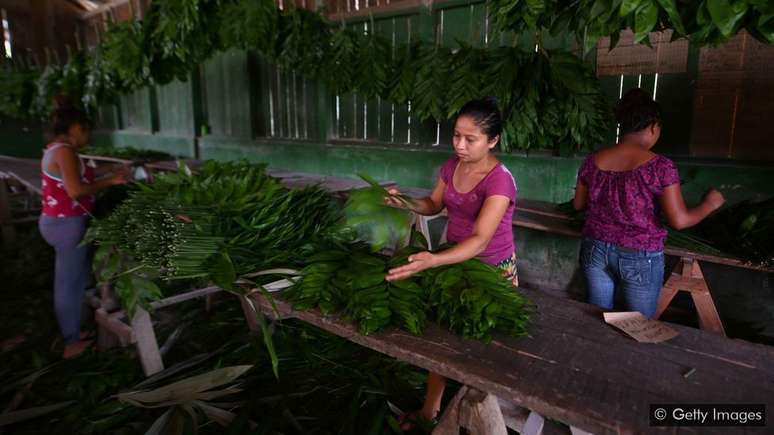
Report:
384,188,407,208
386,251,438,281
702,188,725,211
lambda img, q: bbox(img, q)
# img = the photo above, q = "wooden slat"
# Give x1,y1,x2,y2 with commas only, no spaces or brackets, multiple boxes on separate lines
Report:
249,287,774,434
0,157,42,196
149,286,221,310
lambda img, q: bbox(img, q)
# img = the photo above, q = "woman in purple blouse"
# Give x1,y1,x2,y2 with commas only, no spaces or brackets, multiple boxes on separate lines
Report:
573,89,725,318
386,97,518,426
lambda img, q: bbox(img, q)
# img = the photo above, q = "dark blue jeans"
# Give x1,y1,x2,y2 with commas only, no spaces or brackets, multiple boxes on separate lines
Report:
39,215,90,344
580,238,665,318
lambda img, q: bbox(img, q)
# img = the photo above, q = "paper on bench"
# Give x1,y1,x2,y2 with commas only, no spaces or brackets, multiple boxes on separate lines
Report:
603,311,679,343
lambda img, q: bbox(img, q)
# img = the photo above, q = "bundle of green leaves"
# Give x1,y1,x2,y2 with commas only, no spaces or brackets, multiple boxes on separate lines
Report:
697,197,774,267
88,160,342,315
285,241,532,342
0,66,39,121
488,0,774,51
288,182,532,341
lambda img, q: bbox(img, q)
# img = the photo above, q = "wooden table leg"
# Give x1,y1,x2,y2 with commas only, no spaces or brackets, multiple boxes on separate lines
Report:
0,179,17,244
131,307,164,376
655,257,725,336
239,295,260,334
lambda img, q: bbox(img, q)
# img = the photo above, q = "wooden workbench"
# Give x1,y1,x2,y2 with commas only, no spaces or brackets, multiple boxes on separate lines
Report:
246,287,774,435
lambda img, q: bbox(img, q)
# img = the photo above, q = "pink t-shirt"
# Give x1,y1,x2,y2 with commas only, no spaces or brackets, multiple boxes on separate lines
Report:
439,157,517,265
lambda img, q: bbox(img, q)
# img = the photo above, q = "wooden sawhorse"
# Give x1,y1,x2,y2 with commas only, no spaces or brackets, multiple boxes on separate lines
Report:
654,256,725,335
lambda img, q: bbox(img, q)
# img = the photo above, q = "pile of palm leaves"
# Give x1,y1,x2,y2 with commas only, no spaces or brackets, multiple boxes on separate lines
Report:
0,291,432,435
87,160,340,316
285,240,532,342
285,178,532,342
696,197,774,268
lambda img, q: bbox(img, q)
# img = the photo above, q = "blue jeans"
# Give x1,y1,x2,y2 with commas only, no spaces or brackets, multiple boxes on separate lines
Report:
579,238,665,318
39,215,90,344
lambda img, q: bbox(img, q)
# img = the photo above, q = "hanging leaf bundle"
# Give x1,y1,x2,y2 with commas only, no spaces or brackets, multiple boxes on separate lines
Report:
354,27,392,99
320,28,360,96
412,46,453,122
0,66,39,121
217,0,279,53
101,20,151,91
487,0,774,50
144,0,222,84
446,44,490,118
387,42,423,105
275,7,332,76
500,50,612,153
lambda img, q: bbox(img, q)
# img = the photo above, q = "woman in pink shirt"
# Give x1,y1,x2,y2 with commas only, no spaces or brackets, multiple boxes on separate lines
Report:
386,97,518,426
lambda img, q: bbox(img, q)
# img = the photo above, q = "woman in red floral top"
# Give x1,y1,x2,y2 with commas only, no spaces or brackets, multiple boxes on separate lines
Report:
39,100,128,358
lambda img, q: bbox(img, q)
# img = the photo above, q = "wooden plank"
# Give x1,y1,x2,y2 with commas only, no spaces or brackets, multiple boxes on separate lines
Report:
249,288,774,435
94,307,136,344
0,178,16,243
130,307,164,376
0,157,42,196
596,30,689,76
149,286,221,310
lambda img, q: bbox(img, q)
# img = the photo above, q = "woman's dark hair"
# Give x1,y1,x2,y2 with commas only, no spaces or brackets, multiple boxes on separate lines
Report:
457,97,503,140
615,88,661,135
49,95,92,136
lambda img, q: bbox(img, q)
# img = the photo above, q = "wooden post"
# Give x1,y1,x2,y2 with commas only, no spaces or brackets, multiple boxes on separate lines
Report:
655,257,725,335
0,179,16,244
433,386,508,435
130,307,164,376
239,295,260,333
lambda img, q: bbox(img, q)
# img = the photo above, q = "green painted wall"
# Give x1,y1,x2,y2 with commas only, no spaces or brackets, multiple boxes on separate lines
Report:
0,126,45,158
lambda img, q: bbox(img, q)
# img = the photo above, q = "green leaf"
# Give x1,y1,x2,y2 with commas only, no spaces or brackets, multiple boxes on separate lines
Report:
634,0,659,43
0,401,75,426
212,251,237,291
707,0,749,37
620,0,643,17
655,0,686,35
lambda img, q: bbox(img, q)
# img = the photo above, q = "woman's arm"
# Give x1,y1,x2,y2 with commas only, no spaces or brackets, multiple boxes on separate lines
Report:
659,185,725,230
387,177,446,216
572,179,588,211
386,195,511,281
55,148,128,199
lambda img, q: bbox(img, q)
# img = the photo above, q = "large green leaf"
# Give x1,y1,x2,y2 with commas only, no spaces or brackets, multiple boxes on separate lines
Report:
707,0,749,37
634,0,659,42
656,0,687,35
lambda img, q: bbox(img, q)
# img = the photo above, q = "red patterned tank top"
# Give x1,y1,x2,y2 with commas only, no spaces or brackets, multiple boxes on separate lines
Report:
41,143,96,217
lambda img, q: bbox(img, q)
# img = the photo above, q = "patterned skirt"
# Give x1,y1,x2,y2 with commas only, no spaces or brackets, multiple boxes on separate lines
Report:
495,252,519,287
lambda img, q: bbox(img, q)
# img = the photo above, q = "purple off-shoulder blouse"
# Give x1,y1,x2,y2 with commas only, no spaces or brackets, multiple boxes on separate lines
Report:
578,153,680,252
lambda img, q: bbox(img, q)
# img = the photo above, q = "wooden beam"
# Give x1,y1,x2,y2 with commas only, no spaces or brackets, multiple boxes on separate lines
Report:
79,0,130,20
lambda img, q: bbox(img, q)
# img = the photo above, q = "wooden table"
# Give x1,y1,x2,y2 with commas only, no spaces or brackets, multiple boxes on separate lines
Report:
246,287,774,434
0,156,41,242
